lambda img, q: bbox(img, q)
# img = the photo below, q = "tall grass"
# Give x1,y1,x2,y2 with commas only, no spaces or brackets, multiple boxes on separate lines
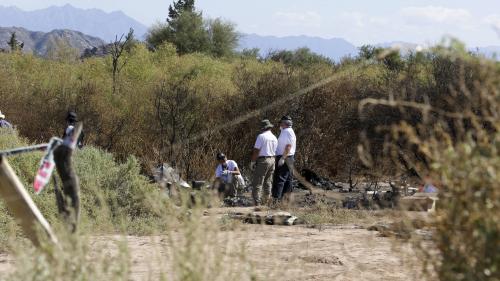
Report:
6,228,130,281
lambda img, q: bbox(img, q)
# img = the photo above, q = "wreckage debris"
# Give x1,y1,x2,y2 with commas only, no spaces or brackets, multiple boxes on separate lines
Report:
342,190,400,210
154,163,190,189
297,193,340,208
223,196,254,207
229,211,303,226
299,169,338,190
367,219,431,240
191,180,207,190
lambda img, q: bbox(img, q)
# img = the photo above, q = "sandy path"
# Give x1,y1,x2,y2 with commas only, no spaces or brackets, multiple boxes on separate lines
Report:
91,224,423,281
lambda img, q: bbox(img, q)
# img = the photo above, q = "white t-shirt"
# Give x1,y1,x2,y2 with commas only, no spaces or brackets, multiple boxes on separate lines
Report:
254,130,278,157
276,127,296,156
215,160,238,183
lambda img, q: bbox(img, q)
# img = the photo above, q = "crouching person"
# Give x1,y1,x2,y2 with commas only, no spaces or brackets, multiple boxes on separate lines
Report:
214,153,243,199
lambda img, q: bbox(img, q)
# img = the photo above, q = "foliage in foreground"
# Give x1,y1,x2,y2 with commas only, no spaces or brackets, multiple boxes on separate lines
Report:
362,46,500,280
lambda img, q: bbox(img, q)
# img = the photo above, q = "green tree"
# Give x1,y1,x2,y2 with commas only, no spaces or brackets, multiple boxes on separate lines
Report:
168,0,195,22
147,0,239,58
206,18,239,58
147,0,204,52
239,48,261,60
358,45,379,60
172,11,209,55
7,32,24,52
267,48,332,67
147,10,209,54
358,45,404,71
380,50,404,72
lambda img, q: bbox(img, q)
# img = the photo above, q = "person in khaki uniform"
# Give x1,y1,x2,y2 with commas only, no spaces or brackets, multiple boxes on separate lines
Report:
250,120,278,206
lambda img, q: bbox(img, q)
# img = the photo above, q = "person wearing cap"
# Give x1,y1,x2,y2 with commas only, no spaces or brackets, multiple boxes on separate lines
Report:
250,119,278,206
272,115,297,202
0,111,13,129
53,111,83,233
214,153,242,199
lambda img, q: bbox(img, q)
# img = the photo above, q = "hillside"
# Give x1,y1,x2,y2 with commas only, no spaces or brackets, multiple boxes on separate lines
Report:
0,4,147,41
0,26,105,56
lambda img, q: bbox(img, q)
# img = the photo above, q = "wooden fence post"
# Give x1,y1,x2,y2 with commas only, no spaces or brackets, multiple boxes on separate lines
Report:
0,156,58,246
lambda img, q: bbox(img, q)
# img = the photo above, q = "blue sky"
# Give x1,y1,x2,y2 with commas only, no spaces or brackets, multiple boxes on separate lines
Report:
2,0,500,47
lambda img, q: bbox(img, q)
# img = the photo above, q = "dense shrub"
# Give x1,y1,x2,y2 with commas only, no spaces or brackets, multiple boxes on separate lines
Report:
0,40,497,183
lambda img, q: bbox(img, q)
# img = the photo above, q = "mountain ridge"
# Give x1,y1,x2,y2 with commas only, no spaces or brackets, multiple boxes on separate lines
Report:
0,4,148,41
0,26,105,56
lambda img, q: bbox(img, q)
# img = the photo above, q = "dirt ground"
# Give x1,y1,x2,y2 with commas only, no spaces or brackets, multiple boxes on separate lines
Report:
0,205,429,281
91,205,426,281
97,222,424,281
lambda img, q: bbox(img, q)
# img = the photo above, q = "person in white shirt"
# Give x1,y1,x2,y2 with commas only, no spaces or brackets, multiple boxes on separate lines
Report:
272,116,297,202
214,152,242,199
250,119,278,206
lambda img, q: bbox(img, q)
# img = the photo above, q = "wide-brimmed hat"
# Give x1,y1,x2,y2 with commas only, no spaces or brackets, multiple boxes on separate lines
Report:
0,111,4,119
260,119,274,130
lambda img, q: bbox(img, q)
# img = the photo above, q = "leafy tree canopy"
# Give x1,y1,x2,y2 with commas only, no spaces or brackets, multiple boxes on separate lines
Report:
267,48,333,67
147,0,239,58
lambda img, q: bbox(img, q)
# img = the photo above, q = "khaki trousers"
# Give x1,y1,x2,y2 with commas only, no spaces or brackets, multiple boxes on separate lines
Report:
252,157,275,205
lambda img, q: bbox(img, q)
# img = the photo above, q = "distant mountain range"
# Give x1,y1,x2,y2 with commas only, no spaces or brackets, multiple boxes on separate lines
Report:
0,26,105,56
0,4,147,42
239,34,358,61
0,4,499,60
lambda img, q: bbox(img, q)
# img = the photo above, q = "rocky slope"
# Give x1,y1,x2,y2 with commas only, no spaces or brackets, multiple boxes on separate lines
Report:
0,26,105,56
0,4,147,41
